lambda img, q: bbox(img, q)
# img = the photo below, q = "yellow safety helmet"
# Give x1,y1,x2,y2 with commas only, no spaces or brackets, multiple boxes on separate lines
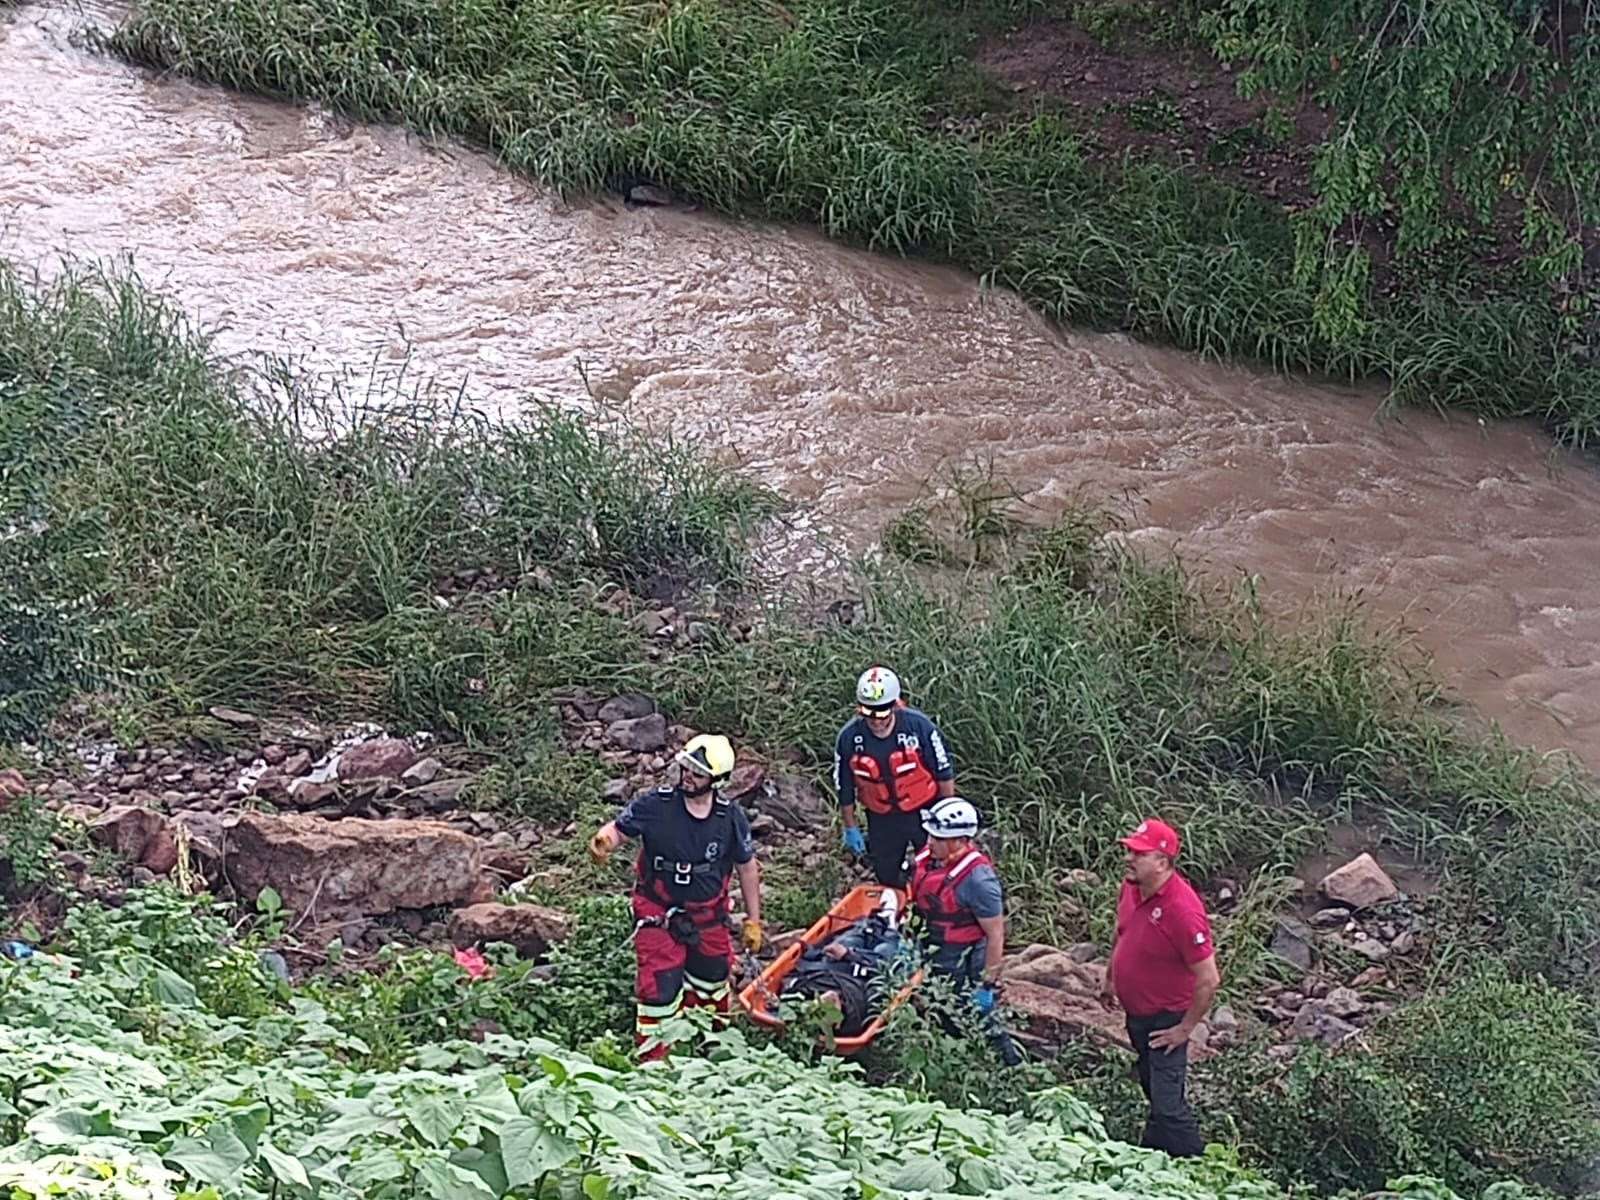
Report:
675,733,735,784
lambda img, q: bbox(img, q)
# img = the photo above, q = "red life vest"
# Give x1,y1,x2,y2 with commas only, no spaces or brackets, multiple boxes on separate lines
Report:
849,742,939,815
911,846,992,946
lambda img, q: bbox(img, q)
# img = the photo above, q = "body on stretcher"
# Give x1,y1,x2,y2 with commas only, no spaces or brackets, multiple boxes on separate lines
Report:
737,883,924,1054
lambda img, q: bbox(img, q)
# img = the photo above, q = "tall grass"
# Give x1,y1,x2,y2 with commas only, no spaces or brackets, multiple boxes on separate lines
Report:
0,257,776,742
7,255,1599,986
104,0,1600,440
659,518,1600,986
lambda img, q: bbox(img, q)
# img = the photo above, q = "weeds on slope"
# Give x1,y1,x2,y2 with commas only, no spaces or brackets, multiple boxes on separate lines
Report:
660,510,1600,988
0,257,776,745
8,257,1597,986
103,0,1600,440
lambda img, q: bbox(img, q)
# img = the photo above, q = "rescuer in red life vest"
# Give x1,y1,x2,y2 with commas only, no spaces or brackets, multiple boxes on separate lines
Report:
909,796,1022,1066
833,665,956,885
588,734,763,1061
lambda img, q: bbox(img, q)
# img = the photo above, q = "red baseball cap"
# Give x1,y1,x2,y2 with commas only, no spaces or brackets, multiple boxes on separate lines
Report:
1121,817,1180,858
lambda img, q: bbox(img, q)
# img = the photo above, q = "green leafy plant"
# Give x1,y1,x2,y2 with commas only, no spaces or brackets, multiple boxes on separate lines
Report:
1202,967,1600,1194
5,937,1514,1200
0,787,61,895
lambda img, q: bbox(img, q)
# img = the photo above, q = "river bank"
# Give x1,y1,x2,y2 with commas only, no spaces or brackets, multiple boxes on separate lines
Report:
5,258,1600,1195
6,2,1600,768
102,0,1600,443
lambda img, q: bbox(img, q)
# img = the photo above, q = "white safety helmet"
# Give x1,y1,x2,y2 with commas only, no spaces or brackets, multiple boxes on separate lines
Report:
855,665,902,711
921,796,979,840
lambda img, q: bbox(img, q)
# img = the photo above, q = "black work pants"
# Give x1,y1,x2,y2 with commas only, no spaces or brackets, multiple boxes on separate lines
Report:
865,806,927,886
1126,1011,1204,1157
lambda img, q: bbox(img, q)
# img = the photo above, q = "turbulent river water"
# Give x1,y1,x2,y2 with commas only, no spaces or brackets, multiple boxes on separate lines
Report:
4,1,1599,767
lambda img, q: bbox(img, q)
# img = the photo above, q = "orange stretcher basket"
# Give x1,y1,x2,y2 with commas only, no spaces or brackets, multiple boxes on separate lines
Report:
738,883,924,1055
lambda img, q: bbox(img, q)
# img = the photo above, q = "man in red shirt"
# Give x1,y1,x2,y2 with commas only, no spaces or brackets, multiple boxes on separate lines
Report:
1098,817,1220,1158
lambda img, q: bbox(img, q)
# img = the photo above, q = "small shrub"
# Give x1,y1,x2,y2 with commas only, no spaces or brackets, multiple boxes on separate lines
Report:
1204,969,1600,1194
535,895,637,1047
0,788,61,896
866,971,1051,1113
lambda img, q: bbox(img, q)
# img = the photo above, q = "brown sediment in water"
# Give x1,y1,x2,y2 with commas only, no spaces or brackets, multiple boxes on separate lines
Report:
3,2,1598,767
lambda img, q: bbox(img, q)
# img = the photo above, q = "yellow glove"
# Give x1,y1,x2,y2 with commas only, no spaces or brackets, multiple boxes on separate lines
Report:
741,918,764,954
588,830,615,865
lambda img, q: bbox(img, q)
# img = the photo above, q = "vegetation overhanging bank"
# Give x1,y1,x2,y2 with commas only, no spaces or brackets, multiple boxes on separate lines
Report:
103,0,1600,441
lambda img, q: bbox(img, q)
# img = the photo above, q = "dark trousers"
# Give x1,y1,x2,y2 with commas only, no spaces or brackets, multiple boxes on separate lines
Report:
937,945,1023,1068
1126,1012,1204,1157
865,806,927,886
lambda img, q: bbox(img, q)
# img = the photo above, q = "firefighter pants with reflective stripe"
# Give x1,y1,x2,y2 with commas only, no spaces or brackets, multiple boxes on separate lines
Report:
632,891,732,1060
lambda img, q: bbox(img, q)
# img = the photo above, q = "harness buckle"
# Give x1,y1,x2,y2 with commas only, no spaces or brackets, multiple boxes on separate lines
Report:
672,861,693,887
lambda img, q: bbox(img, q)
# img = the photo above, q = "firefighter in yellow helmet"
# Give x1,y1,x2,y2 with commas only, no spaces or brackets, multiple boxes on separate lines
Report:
588,734,763,1059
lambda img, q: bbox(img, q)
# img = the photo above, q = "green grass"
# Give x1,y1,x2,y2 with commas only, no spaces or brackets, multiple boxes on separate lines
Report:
658,518,1600,990
10,255,1598,991
0,257,776,746
100,0,1600,442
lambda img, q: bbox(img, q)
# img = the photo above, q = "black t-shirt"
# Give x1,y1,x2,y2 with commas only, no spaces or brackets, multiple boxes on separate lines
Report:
615,786,755,903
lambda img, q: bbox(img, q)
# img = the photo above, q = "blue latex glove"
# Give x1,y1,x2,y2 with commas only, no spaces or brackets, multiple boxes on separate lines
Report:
972,985,998,1016
842,826,866,857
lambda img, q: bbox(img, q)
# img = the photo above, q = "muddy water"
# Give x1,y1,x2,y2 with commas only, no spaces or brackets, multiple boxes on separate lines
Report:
4,3,1599,766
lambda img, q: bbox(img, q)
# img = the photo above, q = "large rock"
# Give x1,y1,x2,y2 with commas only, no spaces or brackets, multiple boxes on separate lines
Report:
759,772,830,830
1319,853,1399,910
1322,986,1365,1019
224,813,482,917
1292,1001,1359,1046
89,806,179,875
0,768,27,807
1004,949,1091,989
606,713,668,753
407,777,471,812
1268,917,1315,973
171,810,226,863
401,757,442,786
337,738,419,783
1001,979,1129,1049
208,706,259,729
448,903,572,958
597,693,657,723
720,763,766,806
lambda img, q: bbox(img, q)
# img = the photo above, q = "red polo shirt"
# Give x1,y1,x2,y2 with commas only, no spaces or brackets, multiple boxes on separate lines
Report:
1110,872,1214,1018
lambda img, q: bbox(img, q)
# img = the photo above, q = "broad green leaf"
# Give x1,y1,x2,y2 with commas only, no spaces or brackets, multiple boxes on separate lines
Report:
258,1140,310,1189
415,1045,460,1071
256,888,283,916
452,1146,509,1196
166,1124,251,1186
581,1174,611,1200
405,1089,466,1147
888,1156,953,1192
227,1104,271,1153
499,1117,578,1189
416,1157,498,1200
150,968,198,1008
344,1147,409,1187
25,1106,104,1146
958,1156,1008,1191
303,1107,395,1153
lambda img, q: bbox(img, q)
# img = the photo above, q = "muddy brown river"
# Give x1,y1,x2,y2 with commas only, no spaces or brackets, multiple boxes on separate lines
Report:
4,2,1598,767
